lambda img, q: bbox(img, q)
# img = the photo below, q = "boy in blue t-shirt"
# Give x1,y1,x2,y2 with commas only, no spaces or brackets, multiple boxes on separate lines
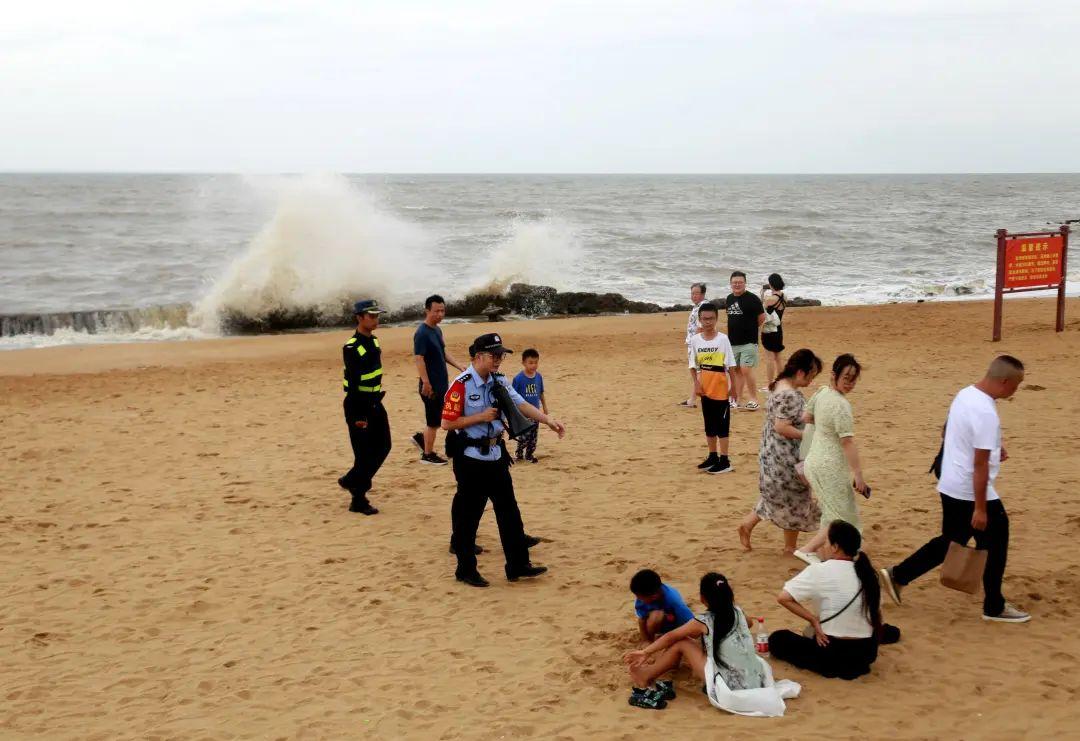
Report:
630,569,695,643
511,348,547,462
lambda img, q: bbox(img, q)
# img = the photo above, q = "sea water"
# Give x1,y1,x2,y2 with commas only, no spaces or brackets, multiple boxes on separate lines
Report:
2,172,1077,349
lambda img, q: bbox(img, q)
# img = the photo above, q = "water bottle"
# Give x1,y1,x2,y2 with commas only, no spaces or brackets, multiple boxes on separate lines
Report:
755,617,769,656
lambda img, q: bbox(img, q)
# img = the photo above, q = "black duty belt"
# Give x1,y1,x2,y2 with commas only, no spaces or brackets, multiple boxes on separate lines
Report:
462,435,503,453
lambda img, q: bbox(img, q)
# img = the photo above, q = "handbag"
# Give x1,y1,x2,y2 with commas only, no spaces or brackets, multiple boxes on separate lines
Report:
940,541,987,594
929,421,947,479
762,306,781,333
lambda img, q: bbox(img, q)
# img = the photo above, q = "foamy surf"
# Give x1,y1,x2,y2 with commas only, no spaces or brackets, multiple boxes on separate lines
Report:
0,325,213,351
190,173,437,333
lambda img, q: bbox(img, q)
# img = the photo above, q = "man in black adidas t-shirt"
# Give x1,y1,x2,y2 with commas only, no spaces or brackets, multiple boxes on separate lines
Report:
725,271,766,411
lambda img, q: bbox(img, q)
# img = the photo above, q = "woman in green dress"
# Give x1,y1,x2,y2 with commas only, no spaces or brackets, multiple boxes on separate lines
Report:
794,354,869,564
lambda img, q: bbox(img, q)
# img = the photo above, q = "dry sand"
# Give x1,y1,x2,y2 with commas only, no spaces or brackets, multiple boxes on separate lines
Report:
2,298,1079,740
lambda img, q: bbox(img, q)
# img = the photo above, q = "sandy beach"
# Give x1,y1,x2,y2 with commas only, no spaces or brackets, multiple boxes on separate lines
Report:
3,297,1079,740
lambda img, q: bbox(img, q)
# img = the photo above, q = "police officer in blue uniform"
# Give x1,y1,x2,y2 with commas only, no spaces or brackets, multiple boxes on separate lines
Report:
338,300,391,515
441,333,566,587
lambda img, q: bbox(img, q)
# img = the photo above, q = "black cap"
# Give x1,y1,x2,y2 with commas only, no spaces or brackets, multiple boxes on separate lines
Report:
470,332,512,356
353,299,384,315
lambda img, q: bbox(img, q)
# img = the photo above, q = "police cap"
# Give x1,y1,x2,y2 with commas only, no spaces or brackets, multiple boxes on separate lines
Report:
470,332,512,356
353,299,384,316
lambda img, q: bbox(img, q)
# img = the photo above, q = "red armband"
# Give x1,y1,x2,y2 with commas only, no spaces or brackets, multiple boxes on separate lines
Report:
442,380,465,421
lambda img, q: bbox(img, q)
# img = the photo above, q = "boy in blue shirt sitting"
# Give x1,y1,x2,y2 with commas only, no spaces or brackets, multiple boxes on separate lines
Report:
511,348,547,462
631,569,695,643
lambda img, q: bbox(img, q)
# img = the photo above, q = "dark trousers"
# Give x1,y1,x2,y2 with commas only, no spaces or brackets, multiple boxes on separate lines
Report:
892,494,1009,615
450,453,529,576
515,427,538,460
768,630,878,680
341,403,391,500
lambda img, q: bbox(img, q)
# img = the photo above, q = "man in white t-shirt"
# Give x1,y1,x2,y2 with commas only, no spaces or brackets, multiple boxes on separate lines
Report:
881,355,1029,623
678,282,707,408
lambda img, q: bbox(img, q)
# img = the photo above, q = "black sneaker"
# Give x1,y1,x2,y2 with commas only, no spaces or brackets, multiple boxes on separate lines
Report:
455,572,490,588
526,455,539,463
629,687,667,710
410,432,424,453
523,534,541,548
349,497,378,515
448,542,484,555
707,457,733,475
697,454,719,470
505,563,548,581
420,452,449,466
655,679,676,701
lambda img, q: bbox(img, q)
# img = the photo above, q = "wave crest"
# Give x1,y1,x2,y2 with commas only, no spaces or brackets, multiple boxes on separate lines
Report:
190,173,436,333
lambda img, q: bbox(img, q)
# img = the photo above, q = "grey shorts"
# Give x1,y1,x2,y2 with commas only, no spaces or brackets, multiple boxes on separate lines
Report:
731,343,760,367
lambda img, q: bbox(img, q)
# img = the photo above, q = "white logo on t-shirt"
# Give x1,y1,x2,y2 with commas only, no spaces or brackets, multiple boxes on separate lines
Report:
728,302,744,316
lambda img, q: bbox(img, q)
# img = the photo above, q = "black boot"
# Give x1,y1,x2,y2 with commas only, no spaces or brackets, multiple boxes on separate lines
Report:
349,495,378,515
505,563,548,581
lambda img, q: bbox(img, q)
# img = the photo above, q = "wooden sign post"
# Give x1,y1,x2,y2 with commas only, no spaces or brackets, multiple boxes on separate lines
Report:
992,225,1069,341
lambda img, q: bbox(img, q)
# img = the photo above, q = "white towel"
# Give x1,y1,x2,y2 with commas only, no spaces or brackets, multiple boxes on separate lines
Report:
703,654,801,717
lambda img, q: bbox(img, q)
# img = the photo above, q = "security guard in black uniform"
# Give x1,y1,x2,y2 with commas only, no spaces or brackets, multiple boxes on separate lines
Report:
338,300,391,515
441,333,566,587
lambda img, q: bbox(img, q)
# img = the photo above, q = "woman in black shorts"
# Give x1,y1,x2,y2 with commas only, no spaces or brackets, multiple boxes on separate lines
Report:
760,273,787,385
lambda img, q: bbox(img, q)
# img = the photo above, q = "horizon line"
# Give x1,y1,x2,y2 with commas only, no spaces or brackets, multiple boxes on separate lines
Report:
2,170,1080,177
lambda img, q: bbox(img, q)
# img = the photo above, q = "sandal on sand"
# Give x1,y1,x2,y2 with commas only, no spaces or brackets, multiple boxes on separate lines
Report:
629,688,667,710
676,400,696,408
655,680,676,701
743,401,760,411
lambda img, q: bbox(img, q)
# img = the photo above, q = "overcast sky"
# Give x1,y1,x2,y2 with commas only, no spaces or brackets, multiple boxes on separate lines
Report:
3,0,1079,173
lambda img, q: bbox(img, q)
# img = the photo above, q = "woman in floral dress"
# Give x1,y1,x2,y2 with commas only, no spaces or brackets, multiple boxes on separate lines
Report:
738,349,823,555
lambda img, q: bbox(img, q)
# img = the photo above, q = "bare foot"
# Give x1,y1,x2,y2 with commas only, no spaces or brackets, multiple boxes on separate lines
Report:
737,524,752,551
782,549,795,557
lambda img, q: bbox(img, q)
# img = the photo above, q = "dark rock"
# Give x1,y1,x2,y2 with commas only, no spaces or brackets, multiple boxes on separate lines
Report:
786,297,822,307
482,304,509,322
506,283,558,316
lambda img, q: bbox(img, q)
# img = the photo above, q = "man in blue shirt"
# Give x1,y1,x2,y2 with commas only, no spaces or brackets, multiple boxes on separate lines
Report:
442,333,566,587
411,294,465,466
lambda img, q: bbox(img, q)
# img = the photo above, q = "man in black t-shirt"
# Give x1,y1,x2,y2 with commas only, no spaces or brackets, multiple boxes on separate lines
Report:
725,271,766,411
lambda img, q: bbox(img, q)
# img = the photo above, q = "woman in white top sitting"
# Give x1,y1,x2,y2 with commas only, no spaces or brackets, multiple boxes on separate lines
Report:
769,520,895,680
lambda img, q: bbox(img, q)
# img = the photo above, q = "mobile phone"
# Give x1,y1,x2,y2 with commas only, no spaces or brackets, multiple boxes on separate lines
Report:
854,480,872,499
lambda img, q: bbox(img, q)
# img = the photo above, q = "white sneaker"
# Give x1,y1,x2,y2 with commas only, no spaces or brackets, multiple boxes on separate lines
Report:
880,567,902,606
982,602,1031,623
793,549,821,565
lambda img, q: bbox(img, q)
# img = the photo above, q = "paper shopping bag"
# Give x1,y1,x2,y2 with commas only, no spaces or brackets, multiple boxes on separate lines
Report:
940,541,987,594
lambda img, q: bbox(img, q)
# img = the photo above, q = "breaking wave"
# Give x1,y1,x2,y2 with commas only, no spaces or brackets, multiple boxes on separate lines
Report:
189,173,437,333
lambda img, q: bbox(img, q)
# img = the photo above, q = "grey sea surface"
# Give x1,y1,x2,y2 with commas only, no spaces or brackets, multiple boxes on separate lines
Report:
1,173,1077,348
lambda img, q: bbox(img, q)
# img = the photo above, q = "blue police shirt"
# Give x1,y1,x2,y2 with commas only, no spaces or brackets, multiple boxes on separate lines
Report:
442,364,526,462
